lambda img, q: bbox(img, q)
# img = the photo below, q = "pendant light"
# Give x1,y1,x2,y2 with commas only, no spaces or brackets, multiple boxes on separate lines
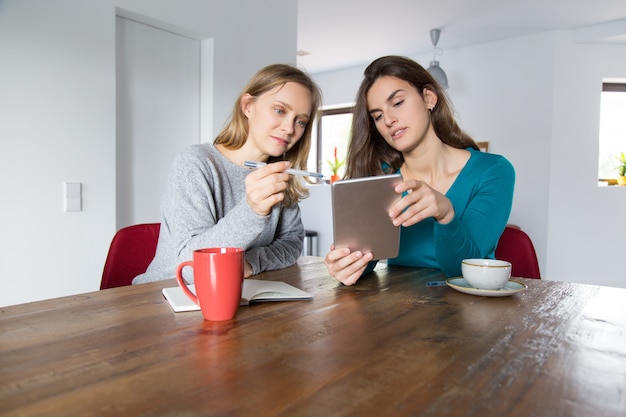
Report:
426,28,449,89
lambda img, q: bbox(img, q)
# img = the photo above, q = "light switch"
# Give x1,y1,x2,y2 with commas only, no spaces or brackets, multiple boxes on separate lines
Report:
64,182,81,198
65,197,82,212
64,182,82,212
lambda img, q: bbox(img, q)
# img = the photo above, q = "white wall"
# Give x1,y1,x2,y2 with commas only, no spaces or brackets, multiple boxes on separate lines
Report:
0,0,297,306
0,1,117,307
548,31,626,288
299,184,333,256
307,31,626,288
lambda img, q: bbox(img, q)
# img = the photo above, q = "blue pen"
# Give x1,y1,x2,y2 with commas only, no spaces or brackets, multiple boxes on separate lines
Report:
427,280,448,287
244,161,324,179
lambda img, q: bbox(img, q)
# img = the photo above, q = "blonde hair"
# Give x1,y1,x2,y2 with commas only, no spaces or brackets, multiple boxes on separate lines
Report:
214,64,322,206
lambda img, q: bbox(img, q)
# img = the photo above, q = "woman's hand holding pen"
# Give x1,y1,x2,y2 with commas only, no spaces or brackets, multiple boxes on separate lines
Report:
389,179,455,226
245,161,291,216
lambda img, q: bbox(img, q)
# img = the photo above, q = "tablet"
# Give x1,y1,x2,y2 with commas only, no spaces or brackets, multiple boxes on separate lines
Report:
331,174,403,260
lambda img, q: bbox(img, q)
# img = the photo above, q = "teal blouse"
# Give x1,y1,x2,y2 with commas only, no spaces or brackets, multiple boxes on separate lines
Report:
385,148,515,277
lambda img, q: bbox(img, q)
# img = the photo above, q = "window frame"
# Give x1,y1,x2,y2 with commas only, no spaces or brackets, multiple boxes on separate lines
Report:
597,81,626,185
314,105,354,178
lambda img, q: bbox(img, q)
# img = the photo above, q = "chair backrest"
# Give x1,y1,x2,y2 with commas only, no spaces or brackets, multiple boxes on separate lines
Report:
495,225,541,279
100,223,161,289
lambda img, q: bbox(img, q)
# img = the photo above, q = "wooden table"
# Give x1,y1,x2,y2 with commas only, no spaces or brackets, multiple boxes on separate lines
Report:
2,257,625,417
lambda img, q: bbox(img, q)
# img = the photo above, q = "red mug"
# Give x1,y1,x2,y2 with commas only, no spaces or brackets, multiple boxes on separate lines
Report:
176,247,244,321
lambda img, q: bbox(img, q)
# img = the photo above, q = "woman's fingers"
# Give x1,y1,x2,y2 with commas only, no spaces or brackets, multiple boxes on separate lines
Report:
246,161,291,215
389,180,453,226
325,247,373,286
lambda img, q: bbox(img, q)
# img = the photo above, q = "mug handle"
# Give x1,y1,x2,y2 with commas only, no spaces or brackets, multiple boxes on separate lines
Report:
175,261,199,306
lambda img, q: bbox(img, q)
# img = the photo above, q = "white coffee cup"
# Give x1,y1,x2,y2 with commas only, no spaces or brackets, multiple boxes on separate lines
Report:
461,259,512,290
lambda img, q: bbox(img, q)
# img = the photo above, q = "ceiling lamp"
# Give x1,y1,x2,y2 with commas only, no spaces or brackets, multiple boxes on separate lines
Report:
426,28,449,89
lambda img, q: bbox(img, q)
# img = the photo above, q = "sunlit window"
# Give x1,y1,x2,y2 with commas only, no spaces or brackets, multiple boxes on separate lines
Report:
598,81,626,184
309,106,353,179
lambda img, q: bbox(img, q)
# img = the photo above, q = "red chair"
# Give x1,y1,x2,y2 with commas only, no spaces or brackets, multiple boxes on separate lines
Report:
100,223,160,289
495,225,541,279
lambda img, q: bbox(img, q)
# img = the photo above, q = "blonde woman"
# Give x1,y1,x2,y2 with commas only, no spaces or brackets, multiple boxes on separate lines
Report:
134,64,322,284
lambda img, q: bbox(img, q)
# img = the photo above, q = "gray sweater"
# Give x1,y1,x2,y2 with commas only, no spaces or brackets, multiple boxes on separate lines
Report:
132,143,304,284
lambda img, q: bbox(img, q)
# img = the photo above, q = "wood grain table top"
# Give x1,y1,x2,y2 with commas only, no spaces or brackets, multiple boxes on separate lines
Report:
1,257,625,417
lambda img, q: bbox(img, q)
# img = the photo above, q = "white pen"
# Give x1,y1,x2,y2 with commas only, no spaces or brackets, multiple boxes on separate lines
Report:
244,161,324,178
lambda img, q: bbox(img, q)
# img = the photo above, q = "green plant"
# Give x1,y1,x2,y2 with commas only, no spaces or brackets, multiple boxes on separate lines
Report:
327,146,345,176
617,152,626,177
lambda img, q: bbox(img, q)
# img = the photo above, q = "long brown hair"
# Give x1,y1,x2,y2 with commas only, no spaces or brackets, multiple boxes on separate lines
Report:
345,55,477,179
214,64,322,205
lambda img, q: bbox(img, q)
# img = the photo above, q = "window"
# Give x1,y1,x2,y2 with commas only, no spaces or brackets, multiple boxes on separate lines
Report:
598,81,626,183
309,106,353,179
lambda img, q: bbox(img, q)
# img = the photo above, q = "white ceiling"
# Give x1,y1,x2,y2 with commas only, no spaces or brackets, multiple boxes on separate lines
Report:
296,0,626,74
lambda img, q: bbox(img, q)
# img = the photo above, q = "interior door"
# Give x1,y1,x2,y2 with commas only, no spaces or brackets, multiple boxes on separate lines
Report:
116,16,201,228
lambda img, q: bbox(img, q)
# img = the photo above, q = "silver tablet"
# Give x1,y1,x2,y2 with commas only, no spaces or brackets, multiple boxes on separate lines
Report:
331,174,403,260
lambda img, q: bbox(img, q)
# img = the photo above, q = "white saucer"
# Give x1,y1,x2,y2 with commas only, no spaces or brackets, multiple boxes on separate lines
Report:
446,277,527,297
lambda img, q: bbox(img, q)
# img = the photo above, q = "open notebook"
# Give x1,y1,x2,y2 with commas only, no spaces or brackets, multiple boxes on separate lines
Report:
162,279,313,312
